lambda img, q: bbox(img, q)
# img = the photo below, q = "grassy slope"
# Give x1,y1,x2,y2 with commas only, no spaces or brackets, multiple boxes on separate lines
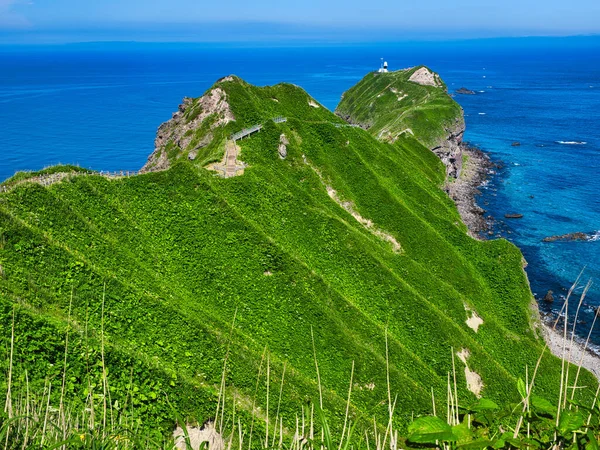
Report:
335,67,464,147
0,75,593,437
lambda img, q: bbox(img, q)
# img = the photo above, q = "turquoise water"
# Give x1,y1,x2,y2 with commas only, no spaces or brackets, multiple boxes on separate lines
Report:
1,38,599,341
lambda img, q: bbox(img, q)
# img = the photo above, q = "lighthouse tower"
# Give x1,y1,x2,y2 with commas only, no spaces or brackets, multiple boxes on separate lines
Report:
378,59,389,73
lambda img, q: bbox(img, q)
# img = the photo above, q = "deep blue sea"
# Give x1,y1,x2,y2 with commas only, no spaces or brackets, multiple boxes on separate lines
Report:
1,37,599,343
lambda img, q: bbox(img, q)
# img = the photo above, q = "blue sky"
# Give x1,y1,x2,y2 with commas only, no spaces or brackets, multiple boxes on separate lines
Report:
1,0,600,43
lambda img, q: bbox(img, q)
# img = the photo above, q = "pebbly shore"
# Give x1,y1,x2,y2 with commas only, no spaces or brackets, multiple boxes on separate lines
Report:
442,142,600,378
445,144,495,239
541,321,600,381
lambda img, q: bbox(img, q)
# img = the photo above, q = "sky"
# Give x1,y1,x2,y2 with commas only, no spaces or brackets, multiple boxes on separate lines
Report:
1,0,600,44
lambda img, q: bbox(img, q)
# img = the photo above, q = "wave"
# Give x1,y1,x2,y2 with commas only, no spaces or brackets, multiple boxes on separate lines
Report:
556,140,587,145
478,112,486,115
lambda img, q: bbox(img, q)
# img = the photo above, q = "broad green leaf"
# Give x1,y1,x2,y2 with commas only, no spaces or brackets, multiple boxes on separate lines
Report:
407,416,457,444
558,409,584,435
586,430,599,450
492,438,505,449
503,437,524,449
520,437,542,449
531,395,556,417
568,398,594,413
469,398,499,412
453,421,473,444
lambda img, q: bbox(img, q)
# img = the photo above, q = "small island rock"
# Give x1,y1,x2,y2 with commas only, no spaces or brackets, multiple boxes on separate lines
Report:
543,232,595,242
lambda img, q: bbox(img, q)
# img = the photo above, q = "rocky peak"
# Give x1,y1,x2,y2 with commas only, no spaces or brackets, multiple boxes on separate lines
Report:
141,86,235,173
408,67,443,87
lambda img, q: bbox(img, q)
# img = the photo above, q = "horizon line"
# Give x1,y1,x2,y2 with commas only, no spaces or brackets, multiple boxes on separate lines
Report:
1,32,600,48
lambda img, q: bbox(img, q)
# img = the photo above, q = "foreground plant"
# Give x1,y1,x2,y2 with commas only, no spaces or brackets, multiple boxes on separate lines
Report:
407,277,600,449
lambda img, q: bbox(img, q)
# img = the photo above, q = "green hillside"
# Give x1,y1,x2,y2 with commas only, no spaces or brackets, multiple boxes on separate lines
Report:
335,66,464,147
0,72,592,439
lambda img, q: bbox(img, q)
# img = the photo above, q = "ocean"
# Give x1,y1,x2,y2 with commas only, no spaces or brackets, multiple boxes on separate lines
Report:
1,37,599,342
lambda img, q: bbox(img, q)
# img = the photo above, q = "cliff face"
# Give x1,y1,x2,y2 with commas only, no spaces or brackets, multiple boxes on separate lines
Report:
334,67,498,237
432,116,465,179
141,82,235,173
335,66,465,179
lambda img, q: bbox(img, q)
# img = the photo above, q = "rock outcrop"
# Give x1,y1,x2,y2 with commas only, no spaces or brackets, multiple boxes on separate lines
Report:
444,146,494,237
431,117,465,179
174,421,224,450
408,67,443,87
456,87,476,95
141,87,235,173
278,133,289,159
543,231,600,242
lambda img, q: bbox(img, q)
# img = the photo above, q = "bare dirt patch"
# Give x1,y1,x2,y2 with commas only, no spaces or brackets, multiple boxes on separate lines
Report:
456,348,484,397
464,305,484,332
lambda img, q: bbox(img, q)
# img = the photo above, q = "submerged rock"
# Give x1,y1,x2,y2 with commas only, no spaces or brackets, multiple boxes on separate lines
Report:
456,87,476,95
504,213,524,219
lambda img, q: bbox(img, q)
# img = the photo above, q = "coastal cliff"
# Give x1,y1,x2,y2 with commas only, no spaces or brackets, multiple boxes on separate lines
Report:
0,72,594,437
335,66,491,236
335,66,465,179
141,81,236,173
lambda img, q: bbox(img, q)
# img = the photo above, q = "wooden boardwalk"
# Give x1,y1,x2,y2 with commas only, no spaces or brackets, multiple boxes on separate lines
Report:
224,140,245,177
229,116,288,141
208,116,289,178
230,124,262,141
207,139,246,178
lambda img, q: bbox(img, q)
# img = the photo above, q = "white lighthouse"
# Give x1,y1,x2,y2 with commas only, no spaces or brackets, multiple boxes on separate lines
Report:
378,59,389,73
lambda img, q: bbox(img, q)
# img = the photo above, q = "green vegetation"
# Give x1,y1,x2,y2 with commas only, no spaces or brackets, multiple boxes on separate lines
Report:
0,71,596,444
335,66,464,147
1,165,94,186
3,305,600,449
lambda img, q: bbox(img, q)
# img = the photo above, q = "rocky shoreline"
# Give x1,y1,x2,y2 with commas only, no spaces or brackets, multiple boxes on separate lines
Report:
541,320,600,381
455,143,600,380
444,144,496,239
